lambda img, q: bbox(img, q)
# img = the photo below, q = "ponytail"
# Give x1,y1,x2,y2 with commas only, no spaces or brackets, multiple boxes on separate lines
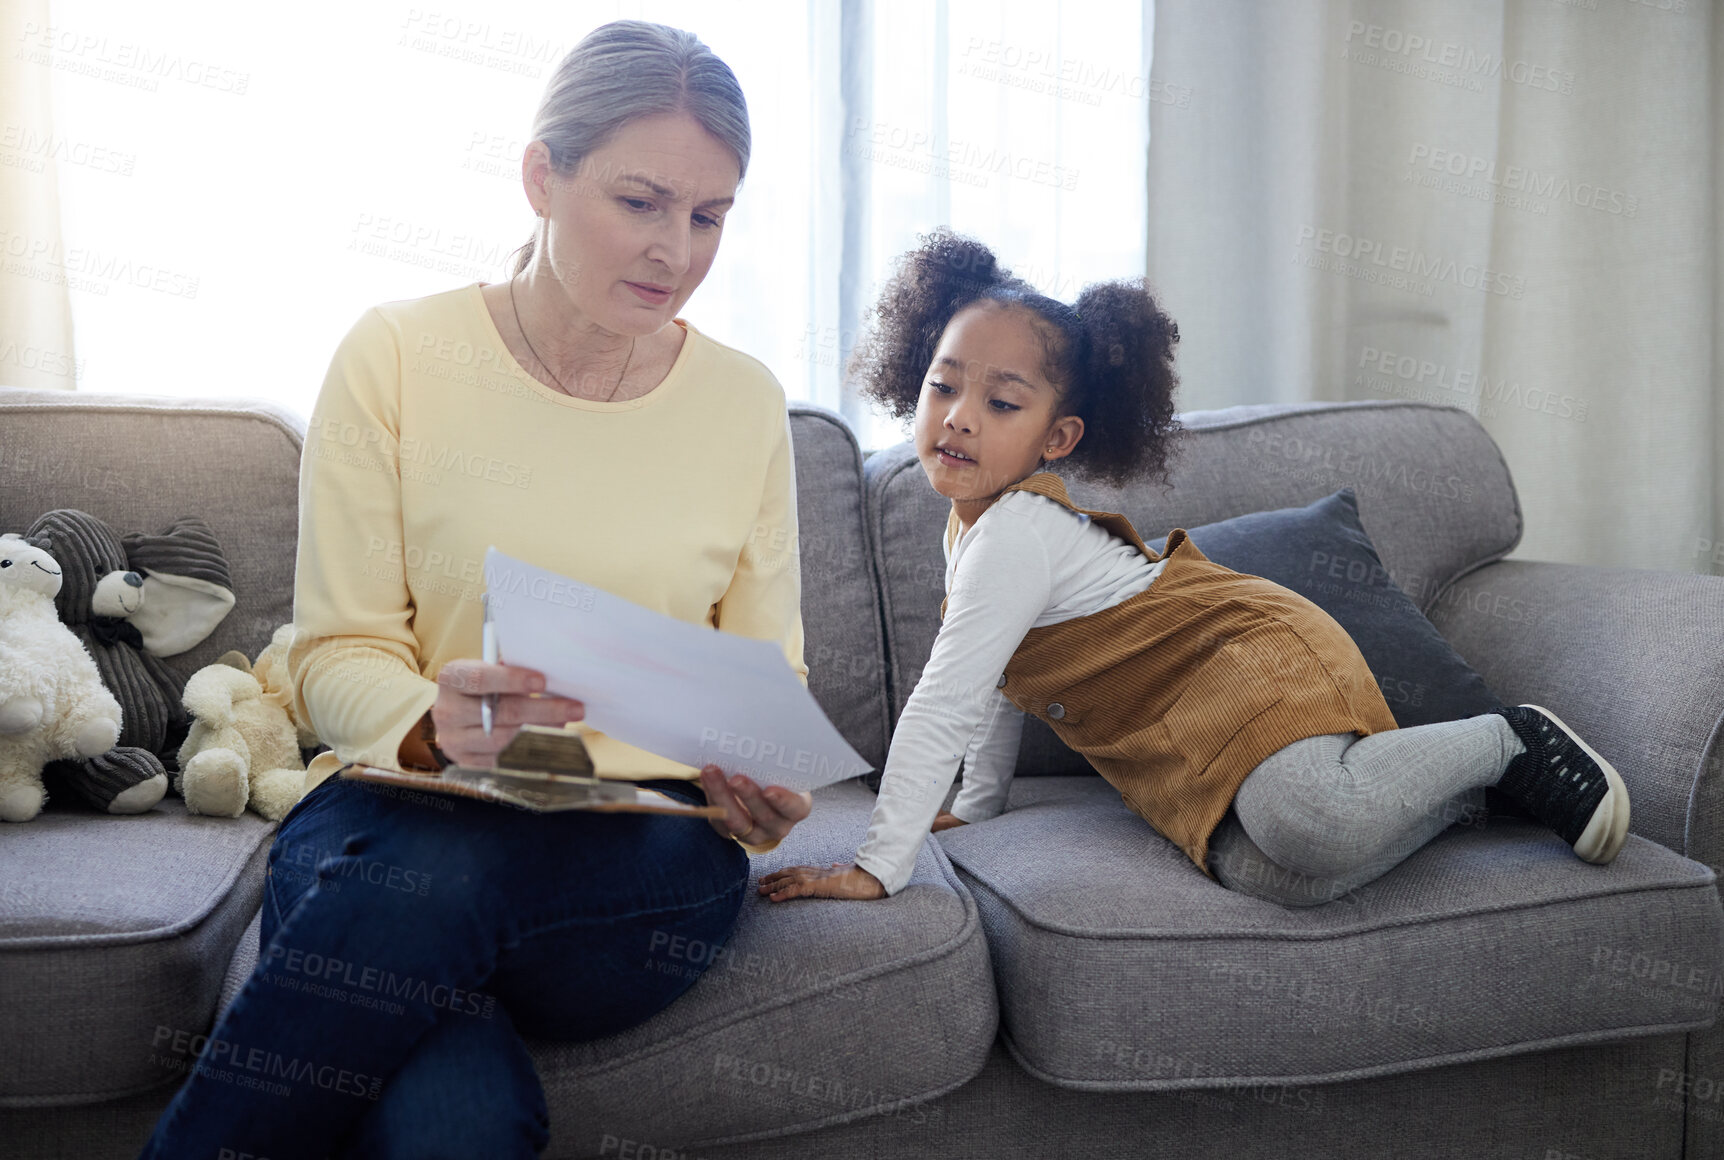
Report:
1058,279,1182,488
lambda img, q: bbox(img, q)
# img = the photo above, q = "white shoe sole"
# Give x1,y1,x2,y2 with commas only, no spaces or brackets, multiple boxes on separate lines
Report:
1519,704,1630,864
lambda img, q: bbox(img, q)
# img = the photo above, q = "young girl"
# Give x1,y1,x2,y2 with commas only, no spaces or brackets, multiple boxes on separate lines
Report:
760,228,1629,907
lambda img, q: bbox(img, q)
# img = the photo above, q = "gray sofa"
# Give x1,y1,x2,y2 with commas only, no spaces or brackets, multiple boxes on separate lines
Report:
2,387,1721,1160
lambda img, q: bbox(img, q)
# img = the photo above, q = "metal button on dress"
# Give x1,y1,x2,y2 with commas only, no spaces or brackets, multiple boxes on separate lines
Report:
1047,702,1066,720
996,673,1008,688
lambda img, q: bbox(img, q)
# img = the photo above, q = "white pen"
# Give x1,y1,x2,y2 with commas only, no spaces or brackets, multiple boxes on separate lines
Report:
481,591,498,736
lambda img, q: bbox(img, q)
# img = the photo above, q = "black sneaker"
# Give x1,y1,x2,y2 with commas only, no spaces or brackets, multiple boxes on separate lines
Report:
1491,705,1630,864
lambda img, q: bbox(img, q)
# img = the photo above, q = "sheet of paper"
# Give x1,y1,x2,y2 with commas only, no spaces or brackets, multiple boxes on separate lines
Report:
483,547,872,793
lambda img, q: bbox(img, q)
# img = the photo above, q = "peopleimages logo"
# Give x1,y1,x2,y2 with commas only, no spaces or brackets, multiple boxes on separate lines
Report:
845,118,1080,192
1245,427,1474,502
1406,145,1637,218
15,21,251,94
1355,346,1588,423
1296,226,1526,298
0,124,136,175
0,228,199,299
1341,22,1575,94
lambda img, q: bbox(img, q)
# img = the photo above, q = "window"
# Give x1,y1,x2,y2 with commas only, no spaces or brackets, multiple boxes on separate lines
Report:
38,0,1147,452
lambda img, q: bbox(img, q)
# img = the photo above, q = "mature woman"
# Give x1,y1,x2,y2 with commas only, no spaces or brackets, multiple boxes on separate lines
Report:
138,21,811,1160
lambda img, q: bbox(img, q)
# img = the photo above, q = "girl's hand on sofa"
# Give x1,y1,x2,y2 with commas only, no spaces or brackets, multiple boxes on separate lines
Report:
699,765,813,850
423,660,584,768
930,811,968,832
758,861,886,902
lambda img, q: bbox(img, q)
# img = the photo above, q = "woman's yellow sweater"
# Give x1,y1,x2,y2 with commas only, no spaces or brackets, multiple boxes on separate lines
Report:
286,283,807,845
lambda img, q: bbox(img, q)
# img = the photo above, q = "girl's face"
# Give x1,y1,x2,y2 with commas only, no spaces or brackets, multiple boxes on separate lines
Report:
915,302,1084,507
523,111,741,335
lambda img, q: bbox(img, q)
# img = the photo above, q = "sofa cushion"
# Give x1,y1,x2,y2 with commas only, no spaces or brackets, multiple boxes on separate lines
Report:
0,800,275,1105
0,388,305,688
937,777,1724,1089
866,401,1523,784
1145,488,1501,728
788,405,892,773
214,778,997,1151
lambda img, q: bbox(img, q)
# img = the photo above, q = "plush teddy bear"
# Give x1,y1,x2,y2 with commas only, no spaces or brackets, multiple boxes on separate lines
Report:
177,624,315,821
0,533,125,821
28,509,236,814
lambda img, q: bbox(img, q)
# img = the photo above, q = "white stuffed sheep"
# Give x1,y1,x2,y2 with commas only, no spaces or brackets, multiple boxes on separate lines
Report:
0,534,124,821
177,625,311,821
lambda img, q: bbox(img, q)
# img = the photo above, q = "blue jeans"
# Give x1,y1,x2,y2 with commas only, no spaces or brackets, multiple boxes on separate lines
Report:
137,771,749,1160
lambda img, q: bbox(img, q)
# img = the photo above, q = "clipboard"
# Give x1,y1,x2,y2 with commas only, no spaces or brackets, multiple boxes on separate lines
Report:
337,725,723,818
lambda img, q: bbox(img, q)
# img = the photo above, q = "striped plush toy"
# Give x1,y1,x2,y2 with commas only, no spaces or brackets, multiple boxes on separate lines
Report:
26,509,236,815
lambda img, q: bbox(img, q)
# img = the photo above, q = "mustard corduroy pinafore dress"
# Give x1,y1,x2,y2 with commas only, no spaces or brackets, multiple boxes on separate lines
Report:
939,472,1400,876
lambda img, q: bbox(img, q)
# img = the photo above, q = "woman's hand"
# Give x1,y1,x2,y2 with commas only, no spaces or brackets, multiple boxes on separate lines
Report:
699,765,812,849
418,661,584,768
758,861,886,902
930,811,968,833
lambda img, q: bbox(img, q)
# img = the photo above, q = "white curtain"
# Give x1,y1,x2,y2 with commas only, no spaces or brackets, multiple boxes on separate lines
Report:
814,0,1152,446
0,0,79,391
1144,0,1720,572
27,0,1149,455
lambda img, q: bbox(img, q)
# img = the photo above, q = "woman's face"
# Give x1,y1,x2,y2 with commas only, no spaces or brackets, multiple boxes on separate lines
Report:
525,111,741,335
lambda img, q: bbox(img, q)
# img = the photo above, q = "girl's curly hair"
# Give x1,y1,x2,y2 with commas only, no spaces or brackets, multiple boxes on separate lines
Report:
848,227,1182,489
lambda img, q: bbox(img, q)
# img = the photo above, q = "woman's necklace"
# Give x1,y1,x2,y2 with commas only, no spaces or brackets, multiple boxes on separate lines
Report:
508,275,635,401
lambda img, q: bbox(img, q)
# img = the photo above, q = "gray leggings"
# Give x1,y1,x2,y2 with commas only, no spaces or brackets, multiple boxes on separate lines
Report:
1207,713,1524,907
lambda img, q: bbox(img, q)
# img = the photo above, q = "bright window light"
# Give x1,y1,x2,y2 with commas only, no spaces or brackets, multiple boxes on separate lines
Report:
38,0,1146,453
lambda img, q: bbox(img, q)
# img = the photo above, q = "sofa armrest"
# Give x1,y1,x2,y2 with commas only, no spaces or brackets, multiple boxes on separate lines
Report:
1426,559,1724,872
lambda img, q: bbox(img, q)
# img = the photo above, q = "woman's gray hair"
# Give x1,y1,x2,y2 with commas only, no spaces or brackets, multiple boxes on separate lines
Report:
509,20,750,276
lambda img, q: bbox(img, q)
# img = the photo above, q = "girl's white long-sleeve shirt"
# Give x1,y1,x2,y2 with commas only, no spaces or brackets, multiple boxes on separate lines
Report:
853,487,1167,896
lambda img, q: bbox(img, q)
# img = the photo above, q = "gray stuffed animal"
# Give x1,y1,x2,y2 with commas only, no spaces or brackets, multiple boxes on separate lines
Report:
27,510,235,814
